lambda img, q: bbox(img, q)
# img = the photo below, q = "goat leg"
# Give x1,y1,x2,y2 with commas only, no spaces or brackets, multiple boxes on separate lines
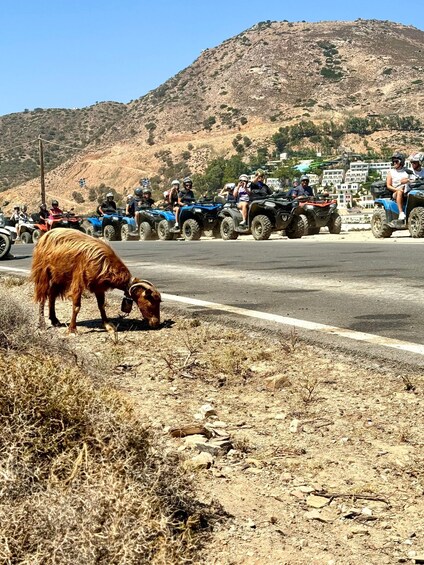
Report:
38,301,46,329
48,285,61,327
68,292,82,334
95,291,116,333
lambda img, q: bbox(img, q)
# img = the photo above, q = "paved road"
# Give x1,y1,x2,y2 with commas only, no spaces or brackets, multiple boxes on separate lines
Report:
3,236,424,365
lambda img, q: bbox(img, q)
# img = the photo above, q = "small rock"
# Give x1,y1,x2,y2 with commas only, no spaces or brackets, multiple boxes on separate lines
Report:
291,490,306,500
289,418,300,433
299,486,315,493
361,507,373,516
194,403,217,420
183,434,208,447
184,452,213,470
304,509,322,521
280,472,293,482
245,457,264,468
351,526,370,535
274,413,287,420
306,495,329,509
247,518,256,529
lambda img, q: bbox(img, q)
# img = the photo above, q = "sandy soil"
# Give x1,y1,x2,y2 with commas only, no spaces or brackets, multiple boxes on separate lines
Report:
24,285,423,565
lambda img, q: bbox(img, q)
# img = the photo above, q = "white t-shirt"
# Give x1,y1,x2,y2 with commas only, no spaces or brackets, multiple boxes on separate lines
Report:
389,167,409,189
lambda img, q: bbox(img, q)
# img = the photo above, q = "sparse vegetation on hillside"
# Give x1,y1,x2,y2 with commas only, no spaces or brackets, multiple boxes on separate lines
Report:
0,103,127,191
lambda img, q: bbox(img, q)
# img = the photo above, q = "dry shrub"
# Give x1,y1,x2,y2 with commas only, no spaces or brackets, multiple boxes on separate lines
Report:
0,352,215,564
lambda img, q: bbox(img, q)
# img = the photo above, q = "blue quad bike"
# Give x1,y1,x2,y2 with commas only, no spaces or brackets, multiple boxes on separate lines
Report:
178,199,224,240
82,210,138,241
371,179,424,238
137,207,177,240
219,192,305,240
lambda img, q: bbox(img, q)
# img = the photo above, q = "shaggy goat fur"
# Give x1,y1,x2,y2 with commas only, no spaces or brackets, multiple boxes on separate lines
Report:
31,229,161,331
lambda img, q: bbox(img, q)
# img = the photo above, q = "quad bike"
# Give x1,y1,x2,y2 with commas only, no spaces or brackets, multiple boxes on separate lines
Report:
137,207,177,241
296,195,342,235
98,209,138,241
81,215,103,237
179,199,223,241
219,193,305,241
371,178,424,238
0,227,13,259
32,210,85,243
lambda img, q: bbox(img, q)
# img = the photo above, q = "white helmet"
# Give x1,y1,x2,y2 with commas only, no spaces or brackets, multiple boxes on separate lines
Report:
410,153,424,163
226,183,236,189
171,179,180,186
239,174,249,182
163,190,170,198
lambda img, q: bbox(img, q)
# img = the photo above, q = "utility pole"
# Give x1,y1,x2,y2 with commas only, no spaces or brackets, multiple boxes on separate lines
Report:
38,135,46,204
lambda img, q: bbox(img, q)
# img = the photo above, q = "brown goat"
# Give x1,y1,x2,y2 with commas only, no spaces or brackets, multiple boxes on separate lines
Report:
31,228,161,333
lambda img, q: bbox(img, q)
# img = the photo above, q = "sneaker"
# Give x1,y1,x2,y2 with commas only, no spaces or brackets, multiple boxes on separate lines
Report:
172,224,180,232
239,220,247,227
398,212,406,221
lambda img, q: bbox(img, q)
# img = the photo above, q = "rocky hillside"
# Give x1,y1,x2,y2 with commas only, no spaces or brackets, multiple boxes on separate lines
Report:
1,19,424,213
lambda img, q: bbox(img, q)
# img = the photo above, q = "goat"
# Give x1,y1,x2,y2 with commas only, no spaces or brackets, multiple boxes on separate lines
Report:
31,228,161,333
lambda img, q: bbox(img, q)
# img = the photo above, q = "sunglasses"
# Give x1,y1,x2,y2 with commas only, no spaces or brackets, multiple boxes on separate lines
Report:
392,159,401,164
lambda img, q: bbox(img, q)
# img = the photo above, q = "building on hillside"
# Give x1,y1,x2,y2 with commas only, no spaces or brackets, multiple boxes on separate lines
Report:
266,177,282,190
357,195,375,209
322,169,345,186
334,182,361,193
349,161,370,173
330,191,353,209
306,173,320,186
345,170,368,183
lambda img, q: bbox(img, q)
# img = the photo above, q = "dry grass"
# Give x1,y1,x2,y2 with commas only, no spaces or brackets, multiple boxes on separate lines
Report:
0,280,218,564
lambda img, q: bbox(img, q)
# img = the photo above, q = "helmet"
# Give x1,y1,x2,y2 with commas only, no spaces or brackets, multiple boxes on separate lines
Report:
106,192,114,198
126,194,132,201
142,188,151,194
51,200,59,207
40,203,47,209
163,190,170,198
226,183,236,189
171,179,180,186
134,187,143,197
239,174,249,182
300,175,310,182
410,152,424,163
13,205,20,210
255,169,266,177
292,177,299,185
391,152,405,166
183,176,192,185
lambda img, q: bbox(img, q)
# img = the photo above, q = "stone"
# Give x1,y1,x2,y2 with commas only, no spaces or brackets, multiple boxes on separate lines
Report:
306,495,329,509
194,403,217,420
183,452,213,470
245,457,264,468
299,486,315,493
289,418,300,433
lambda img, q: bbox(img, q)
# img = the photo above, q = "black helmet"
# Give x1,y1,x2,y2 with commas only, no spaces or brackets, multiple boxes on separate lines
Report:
142,188,151,194
134,187,143,197
40,203,47,209
51,200,59,207
391,152,405,167
183,176,192,186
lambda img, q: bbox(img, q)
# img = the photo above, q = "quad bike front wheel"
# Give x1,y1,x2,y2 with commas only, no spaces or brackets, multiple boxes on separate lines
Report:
32,229,43,244
327,213,342,234
103,224,118,241
0,233,12,259
82,220,95,237
251,214,273,240
408,207,424,238
157,220,174,240
220,217,239,240
182,219,201,241
286,216,305,239
20,231,32,244
139,221,153,241
371,208,393,239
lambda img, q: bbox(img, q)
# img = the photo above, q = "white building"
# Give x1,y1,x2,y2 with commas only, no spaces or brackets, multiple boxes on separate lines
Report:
349,161,370,173
322,169,345,186
345,170,368,183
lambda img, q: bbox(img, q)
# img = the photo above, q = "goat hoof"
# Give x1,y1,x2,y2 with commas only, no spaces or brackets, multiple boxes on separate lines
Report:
104,322,116,333
67,328,77,336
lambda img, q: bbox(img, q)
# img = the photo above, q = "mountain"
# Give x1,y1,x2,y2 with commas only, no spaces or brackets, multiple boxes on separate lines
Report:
1,19,424,213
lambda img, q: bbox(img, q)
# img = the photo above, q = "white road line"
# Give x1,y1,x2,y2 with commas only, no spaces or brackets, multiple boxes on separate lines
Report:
2,265,423,356
162,293,424,356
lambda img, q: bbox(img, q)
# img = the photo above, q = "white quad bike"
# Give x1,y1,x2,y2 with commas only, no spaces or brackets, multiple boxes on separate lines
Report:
0,227,13,259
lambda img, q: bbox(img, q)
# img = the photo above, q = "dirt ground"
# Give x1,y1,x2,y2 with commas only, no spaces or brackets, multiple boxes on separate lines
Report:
4,271,420,565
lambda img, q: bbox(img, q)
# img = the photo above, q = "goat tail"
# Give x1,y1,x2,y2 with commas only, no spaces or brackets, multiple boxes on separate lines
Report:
31,262,50,303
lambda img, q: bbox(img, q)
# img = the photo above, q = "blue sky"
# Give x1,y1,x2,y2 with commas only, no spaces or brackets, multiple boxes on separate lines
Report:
1,0,423,116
